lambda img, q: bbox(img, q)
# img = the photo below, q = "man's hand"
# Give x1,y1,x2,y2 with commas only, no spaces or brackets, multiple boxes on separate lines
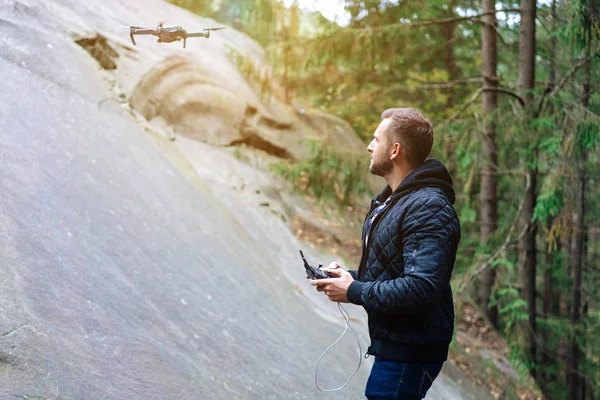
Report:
305,261,341,279
311,268,354,303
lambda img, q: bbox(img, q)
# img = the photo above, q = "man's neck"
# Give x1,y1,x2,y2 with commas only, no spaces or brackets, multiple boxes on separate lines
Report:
385,163,415,192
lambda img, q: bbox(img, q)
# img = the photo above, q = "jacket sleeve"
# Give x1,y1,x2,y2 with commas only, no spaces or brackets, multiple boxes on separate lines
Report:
348,270,358,280
347,194,459,314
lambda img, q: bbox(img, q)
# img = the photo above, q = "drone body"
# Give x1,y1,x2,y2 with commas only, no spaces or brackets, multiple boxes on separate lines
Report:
129,24,226,48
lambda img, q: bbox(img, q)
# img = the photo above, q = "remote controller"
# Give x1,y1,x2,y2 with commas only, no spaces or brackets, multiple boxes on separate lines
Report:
299,250,331,279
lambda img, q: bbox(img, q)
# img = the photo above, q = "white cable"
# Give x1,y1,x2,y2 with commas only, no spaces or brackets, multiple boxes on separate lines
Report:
314,303,363,392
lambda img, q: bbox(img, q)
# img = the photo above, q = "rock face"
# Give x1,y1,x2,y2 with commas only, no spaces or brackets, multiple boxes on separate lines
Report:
130,53,249,146
0,0,488,399
127,43,366,160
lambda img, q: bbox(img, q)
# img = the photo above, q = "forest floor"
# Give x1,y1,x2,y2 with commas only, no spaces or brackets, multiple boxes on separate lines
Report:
291,196,546,400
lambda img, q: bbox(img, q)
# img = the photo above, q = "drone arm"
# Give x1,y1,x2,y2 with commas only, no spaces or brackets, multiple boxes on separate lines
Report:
129,28,159,45
131,28,157,34
185,31,209,38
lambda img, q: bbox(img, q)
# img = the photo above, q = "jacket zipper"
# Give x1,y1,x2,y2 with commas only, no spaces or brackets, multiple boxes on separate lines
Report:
357,196,398,279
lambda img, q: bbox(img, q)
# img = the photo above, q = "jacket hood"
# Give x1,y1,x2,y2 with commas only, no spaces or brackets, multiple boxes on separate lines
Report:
376,159,456,204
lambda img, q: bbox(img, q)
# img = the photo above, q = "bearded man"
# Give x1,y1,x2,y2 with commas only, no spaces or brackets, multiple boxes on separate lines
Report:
312,108,461,400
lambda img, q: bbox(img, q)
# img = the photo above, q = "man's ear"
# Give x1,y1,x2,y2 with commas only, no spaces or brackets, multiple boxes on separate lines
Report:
389,142,402,161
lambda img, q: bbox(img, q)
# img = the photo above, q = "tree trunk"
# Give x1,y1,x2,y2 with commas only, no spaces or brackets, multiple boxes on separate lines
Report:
517,0,537,375
560,224,571,318
567,47,590,400
540,0,558,386
558,227,570,387
581,303,588,400
519,168,538,371
478,0,499,328
586,227,596,400
443,7,457,109
541,217,554,385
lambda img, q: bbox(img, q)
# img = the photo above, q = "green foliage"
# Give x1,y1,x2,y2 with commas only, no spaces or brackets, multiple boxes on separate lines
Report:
487,287,528,334
490,258,516,270
582,312,600,393
167,0,213,15
226,47,275,99
168,0,289,46
534,187,564,222
269,139,369,206
507,343,536,382
577,120,600,153
569,0,600,50
538,316,573,338
458,203,477,223
532,117,557,131
214,0,281,46
538,136,562,157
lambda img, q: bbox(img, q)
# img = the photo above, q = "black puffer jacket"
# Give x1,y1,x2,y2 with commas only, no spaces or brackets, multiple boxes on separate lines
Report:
347,159,461,363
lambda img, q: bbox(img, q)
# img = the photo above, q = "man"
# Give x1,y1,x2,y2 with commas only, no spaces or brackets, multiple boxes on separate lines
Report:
311,108,460,400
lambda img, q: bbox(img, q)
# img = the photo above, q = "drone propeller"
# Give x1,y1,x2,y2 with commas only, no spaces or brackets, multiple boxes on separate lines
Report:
204,27,227,31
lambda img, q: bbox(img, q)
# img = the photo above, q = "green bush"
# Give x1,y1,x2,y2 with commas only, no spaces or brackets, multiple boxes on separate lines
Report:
270,139,369,207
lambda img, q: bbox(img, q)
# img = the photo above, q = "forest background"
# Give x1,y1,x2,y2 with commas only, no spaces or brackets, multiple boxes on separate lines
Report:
169,0,598,399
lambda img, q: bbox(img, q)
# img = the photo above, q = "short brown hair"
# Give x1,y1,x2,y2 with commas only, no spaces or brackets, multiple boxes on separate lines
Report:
381,108,433,166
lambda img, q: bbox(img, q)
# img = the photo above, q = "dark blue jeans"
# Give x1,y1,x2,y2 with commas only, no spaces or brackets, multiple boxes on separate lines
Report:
365,358,443,399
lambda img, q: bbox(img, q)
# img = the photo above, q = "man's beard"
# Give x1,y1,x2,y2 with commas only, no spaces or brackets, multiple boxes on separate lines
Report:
369,156,394,177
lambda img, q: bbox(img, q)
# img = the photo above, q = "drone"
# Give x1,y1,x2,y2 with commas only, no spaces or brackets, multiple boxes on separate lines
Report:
128,24,226,48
